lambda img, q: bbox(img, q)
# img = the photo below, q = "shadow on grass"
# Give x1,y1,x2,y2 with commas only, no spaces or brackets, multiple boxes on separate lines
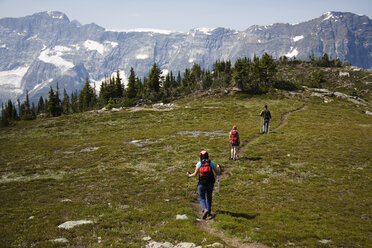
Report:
216,210,259,220
239,156,262,161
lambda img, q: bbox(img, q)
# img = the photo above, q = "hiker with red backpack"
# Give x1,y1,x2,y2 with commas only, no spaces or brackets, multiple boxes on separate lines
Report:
229,125,240,160
186,150,220,220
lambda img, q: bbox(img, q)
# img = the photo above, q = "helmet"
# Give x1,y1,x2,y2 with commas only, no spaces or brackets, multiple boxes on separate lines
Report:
233,125,237,130
200,150,209,160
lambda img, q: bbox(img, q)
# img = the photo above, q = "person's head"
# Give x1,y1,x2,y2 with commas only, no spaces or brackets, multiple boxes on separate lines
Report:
264,105,268,109
232,125,237,130
200,150,209,160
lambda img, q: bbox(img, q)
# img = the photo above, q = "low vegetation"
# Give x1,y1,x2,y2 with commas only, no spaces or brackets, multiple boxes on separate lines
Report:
0,90,371,247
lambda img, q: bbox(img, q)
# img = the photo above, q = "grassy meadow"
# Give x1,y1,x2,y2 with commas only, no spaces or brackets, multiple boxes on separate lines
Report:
0,92,371,247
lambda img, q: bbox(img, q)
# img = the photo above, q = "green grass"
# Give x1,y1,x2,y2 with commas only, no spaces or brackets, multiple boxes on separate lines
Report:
0,93,371,247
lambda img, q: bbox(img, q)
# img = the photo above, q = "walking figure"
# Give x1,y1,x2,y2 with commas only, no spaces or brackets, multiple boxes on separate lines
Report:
187,150,220,220
229,125,240,160
260,105,271,134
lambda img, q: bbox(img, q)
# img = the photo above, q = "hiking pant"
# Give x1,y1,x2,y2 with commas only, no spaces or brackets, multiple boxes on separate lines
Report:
198,183,214,213
263,119,270,133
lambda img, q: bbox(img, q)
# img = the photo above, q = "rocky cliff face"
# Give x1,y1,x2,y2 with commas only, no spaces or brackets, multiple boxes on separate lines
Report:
0,11,370,104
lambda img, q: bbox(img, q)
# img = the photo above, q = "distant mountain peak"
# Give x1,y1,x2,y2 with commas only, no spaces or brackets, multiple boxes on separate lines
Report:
0,11,370,105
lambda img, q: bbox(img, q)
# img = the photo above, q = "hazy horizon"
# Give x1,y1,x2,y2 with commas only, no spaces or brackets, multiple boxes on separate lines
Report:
0,0,371,32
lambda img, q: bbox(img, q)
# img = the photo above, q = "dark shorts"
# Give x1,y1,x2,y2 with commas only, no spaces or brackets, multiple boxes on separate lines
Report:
231,143,239,147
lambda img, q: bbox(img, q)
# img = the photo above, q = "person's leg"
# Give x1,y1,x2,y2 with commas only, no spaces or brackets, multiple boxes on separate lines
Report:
264,120,268,133
233,146,237,159
230,146,234,159
198,184,207,211
206,184,214,214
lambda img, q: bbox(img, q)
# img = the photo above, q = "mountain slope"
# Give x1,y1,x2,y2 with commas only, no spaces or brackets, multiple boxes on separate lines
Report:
0,11,371,104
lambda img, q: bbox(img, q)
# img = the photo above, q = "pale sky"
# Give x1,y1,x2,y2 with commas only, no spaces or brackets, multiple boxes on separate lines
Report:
0,0,371,32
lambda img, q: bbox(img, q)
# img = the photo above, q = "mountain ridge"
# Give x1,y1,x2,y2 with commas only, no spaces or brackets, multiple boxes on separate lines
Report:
0,11,371,104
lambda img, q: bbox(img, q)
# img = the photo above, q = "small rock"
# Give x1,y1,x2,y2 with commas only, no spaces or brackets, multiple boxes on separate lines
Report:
206,243,224,248
165,199,170,202
176,214,188,220
28,216,34,220
287,154,291,157
80,147,99,152
98,237,102,243
51,238,68,243
143,236,152,241
319,239,331,244
61,198,72,202
339,72,350,77
146,241,174,248
366,111,372,116
176,242,197,248
58,220,93,229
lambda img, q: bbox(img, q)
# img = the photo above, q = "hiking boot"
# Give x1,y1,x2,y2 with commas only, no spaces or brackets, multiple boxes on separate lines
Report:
202,209,208,219
206,212,214,220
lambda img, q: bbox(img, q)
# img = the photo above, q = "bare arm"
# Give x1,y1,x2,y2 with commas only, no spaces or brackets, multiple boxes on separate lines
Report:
187,167,199,177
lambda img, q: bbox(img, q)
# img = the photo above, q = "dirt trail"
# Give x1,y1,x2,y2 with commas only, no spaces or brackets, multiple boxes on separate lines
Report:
191,104,307,248
191,200,268,248
238,104,307,156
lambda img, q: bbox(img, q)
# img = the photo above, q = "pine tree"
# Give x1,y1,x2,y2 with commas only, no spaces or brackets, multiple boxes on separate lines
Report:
71,91,78,113
37,96,45,114
163,73,171,97
62,88,70,115
78,77,96,112
259,52,277,87
55,83,62,116
48,86,58,117
147,63,162,93
126,67,137,99
176,71,181,86
232,57,250,90
115,70,124,98
1,100,19,126
134,77,143,98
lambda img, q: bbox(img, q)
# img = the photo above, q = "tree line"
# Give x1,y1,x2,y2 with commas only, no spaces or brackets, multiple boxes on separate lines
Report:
1,53,348,126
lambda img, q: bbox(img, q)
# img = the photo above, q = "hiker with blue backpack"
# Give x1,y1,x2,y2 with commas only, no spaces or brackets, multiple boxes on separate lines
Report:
186,150,220,220
229,125,240,160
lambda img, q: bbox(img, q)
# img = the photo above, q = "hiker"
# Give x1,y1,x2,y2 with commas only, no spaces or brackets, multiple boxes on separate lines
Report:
229,125,240,160
186,150,220,219
260,105,271,134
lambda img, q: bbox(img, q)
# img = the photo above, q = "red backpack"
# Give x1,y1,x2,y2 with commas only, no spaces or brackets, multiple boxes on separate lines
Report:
199,160,213,179
199,159,215,185
230,130,239,145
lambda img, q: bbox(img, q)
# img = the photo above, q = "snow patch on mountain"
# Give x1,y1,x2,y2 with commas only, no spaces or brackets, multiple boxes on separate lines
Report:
0,44,6,48
109,28,174,35
136,54,149,60
194,27,214,35
0,66,29,88
285,47,299,58
322,12,340,22
38,46,74,72
292,35,304,42
47,11,66,19
84,40,104,55
104,41,118,48
30,78,53,95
